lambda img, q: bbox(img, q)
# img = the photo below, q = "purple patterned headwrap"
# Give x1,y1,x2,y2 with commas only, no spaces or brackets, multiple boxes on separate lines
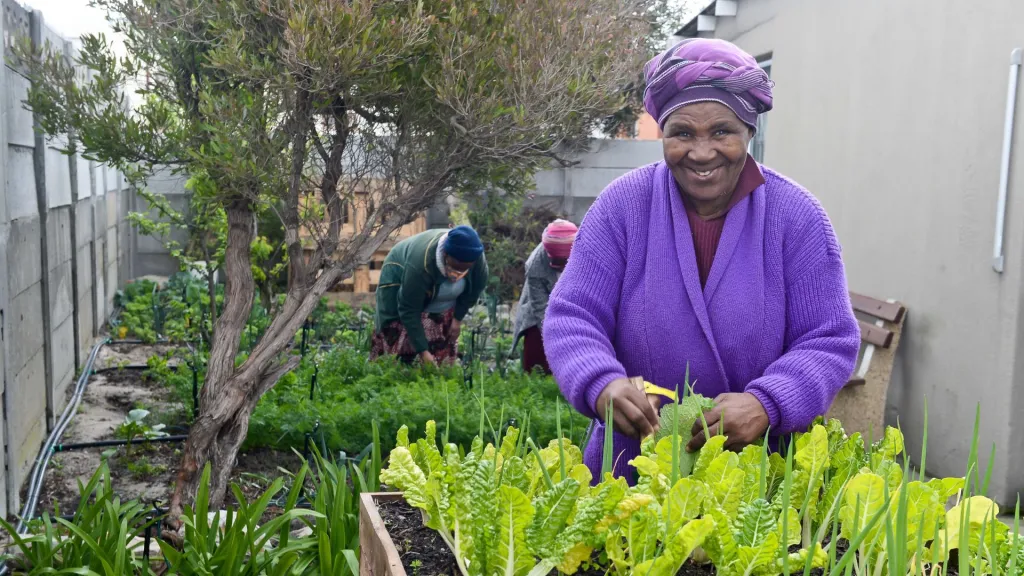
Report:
643,38,773,131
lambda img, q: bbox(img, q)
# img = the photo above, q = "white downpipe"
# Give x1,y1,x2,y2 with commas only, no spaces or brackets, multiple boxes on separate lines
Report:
993,48,1023,273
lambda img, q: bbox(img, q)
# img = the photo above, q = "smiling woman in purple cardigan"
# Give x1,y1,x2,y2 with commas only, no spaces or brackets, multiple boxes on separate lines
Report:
543,38,860,482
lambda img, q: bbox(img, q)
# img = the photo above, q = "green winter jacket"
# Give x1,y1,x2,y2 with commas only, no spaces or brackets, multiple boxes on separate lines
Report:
374,229,489,353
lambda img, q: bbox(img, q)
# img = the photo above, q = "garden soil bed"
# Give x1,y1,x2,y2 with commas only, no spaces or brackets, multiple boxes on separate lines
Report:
15,345,306,524
370,496,719,576
95,343,180,370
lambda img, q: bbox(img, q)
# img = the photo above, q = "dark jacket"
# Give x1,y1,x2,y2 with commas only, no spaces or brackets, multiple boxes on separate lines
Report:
374,229,489,353
512,243,562,349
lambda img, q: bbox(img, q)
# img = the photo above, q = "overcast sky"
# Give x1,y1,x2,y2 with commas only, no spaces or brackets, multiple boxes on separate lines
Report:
20,0,113,40
22,0,704,42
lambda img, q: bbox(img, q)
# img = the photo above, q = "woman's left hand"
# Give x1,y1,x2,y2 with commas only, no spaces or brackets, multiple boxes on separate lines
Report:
687,392,770,452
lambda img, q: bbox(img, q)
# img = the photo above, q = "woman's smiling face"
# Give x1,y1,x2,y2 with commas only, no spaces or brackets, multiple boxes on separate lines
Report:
662,101,754,216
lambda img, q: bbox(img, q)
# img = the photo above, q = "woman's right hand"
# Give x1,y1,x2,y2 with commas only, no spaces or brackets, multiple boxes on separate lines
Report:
595,378,660,439
419,351,437,365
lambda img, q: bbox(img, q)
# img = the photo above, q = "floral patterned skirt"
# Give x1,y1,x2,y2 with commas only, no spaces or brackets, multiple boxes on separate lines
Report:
370,309,458,364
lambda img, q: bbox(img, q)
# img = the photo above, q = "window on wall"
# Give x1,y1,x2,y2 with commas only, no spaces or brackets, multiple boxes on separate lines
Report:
750,57,772,163
340,200,351,225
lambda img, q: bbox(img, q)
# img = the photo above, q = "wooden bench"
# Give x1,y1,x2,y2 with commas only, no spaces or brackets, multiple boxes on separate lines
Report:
827,292,907,438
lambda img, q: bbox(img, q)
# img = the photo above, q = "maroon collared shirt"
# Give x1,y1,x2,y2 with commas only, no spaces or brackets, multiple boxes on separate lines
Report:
683,155,766,287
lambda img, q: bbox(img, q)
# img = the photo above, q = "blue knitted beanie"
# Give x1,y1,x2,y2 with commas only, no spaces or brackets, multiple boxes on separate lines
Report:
444,225,484,262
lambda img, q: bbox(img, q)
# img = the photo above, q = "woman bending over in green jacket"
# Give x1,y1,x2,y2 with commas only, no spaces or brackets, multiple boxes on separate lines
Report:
370,225,488,365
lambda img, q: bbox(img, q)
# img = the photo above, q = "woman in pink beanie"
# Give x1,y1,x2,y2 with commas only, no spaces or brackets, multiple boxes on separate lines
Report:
512,219,579,374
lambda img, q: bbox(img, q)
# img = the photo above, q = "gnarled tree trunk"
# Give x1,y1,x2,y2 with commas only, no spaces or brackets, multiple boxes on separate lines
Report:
168,196,257,518
166,197,416,520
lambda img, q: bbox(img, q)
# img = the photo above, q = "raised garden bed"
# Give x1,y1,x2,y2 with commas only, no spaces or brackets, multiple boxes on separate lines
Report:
360,493,722,576
367,406,1016,576
359,493,409,576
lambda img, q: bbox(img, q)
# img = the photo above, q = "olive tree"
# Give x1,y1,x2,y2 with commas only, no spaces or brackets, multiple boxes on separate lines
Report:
21,0,653,514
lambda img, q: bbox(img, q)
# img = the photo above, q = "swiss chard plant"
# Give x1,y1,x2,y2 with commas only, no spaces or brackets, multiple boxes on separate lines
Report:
380,420,633,576
380,392,1019,576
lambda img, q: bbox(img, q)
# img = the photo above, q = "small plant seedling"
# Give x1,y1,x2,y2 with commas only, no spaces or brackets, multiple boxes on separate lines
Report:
115,409,168,456
125,456,168,479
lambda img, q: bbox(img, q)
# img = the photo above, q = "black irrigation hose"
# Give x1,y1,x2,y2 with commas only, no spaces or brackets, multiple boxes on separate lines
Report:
53,435,189,452
106,338,171,345
41,506,168,523
93,364,180,374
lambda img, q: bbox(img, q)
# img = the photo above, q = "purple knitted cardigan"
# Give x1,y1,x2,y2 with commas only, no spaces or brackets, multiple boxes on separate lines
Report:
543,161,860,482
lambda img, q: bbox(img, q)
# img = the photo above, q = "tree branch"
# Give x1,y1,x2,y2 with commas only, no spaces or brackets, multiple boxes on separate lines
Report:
308,99,350,274
285,90,312,292
544,149,582,168
353,105,396,124
310,122,329,165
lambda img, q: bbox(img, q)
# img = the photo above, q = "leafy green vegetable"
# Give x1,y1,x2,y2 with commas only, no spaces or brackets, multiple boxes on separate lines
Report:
381,422,608,576
656,395,716,477
382,413,991,576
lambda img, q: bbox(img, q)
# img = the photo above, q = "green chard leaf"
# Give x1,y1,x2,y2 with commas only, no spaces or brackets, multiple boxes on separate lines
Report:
735,498,777,548
779,543,829,573
738,444,764,503
551,479,624,573
703,509,739,569
454,449,499,575
704,452,745,517
839,471,888,560
664,477,708,533
871,427,905,461
412,421,444,479
634,516,716,576
734,530,780,576
379,447,428,508
795,424,830,477
693,435,728,481
502,456,530,495
525,477,581,561
499,427,521,461
488,485,534,576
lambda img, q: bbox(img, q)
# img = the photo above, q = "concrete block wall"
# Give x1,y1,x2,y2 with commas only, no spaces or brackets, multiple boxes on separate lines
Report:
0,0,131,519
527,139,663,223
135,169,189,277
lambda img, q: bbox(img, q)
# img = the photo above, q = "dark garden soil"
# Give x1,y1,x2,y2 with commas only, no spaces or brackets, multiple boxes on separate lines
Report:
379,498,459,575
377,498,720,576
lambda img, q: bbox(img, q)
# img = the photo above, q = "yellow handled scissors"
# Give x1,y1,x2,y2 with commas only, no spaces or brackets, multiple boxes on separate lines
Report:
631,377,679,402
